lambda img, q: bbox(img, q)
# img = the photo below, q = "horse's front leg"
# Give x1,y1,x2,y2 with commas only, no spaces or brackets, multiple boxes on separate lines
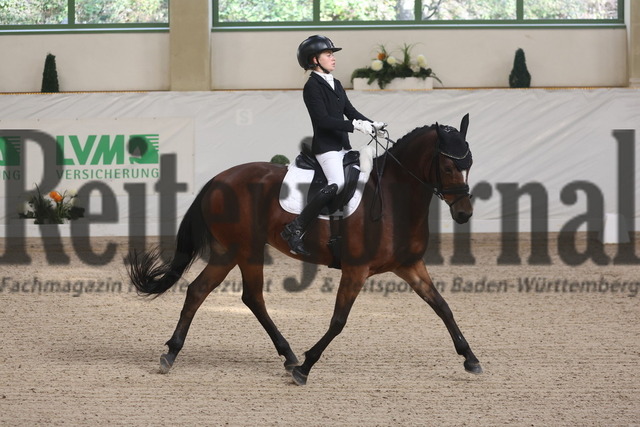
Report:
291,267,368,385
394,261,482,374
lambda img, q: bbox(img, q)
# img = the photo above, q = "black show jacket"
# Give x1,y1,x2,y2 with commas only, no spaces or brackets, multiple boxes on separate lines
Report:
303,72,371,155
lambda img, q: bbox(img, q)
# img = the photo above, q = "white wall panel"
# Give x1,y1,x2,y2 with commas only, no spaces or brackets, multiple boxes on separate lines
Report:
0,88,637,237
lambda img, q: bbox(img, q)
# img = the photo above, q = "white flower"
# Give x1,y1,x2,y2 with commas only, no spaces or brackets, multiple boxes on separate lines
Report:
17,201,30,214
67,189,78,198
371,59,383,71
386,56,398,66
416,54,427,68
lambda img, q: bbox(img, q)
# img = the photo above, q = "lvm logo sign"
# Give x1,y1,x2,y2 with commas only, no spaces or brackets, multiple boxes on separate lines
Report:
1,133,160,181
0,118,193,194
0,119,194,264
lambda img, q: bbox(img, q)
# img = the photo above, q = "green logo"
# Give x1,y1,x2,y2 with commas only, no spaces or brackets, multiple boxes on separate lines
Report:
56,134,160,166
0,136,21,166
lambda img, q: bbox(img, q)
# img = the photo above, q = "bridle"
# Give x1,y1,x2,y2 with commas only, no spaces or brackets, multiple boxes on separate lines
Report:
370,128,472,208
432,134,472,207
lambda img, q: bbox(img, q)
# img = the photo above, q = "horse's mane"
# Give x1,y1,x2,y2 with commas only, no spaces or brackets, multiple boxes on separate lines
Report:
385,122,472,170
388,124,437,154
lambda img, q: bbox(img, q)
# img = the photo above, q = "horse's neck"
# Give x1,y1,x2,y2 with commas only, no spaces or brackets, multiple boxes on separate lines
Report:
376,135,436,218
386,133,437,182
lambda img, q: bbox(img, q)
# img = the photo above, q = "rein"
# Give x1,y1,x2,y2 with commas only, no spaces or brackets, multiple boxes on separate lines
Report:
369,129,472,209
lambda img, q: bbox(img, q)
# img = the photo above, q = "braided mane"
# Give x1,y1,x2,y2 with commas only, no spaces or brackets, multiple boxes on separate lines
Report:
385,122,472,170
388,124,437,154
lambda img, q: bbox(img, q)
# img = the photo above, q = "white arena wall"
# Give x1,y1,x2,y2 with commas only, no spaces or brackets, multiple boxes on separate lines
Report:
0,88,638,238
211,28,629,90
0,28,629,92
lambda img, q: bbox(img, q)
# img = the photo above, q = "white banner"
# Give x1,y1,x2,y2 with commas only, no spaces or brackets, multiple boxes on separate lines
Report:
0,89,637,237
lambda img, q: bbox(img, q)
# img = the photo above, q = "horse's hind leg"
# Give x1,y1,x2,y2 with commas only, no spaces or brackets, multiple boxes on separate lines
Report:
291,267,368,385
238,261,299,372
394,261,482,374
160,261,235,373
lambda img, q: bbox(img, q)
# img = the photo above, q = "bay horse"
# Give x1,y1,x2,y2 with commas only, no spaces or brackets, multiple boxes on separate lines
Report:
127,114,482,385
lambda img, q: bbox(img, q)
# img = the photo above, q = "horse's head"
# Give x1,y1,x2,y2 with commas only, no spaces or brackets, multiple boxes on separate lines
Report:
385,114,474,224
433,114,473,224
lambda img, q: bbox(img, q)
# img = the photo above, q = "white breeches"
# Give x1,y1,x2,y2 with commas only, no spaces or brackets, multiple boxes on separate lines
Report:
315,149,349,193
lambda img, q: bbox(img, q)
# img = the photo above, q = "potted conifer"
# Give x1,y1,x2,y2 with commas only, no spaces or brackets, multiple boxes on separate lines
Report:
41,53,60,92
509,48,531,88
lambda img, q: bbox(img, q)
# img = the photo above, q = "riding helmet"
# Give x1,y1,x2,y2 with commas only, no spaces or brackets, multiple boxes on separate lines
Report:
296,35,342,70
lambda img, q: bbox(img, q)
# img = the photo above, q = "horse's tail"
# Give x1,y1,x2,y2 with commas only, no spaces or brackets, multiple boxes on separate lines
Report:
126,182,211,297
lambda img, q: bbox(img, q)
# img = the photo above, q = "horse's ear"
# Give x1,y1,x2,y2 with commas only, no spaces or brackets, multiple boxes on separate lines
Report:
435,122,442,138
460,113,469,139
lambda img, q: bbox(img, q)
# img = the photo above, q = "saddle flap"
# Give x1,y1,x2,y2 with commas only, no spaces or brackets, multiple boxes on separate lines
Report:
343,149,360,167
295,151,319,171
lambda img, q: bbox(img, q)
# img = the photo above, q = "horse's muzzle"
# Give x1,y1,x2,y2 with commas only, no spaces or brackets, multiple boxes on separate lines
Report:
452,209,472,224
449,197,473,224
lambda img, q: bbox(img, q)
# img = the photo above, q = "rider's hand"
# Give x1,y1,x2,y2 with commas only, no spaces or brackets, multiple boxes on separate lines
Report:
352,119,374,136
372,121,387,138
372,121,387,131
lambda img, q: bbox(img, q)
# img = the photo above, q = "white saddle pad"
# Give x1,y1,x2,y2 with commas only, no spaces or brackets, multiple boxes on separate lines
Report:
279,161,370,220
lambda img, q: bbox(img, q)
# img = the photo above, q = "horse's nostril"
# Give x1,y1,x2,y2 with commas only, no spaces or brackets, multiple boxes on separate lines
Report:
455,211,471,224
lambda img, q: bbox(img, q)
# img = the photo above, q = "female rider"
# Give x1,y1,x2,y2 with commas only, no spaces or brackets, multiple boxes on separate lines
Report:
281,35,386,256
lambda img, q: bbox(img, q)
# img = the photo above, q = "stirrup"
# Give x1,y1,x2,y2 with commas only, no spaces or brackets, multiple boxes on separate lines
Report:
281,223,295,240
281,226,310,256
288,240,310,256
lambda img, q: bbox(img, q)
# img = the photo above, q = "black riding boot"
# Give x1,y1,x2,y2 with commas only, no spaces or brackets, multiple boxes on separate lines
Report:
281,184,338,256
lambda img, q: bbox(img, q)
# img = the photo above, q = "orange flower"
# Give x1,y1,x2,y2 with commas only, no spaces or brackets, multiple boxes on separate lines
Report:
377,52,386,61
49,191,63,203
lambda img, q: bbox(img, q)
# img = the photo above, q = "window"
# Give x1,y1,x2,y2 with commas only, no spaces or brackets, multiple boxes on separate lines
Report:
217,0,313,22
0,0,168,30
0,0,68,25
75,0,168,25
0,0,623,31
427,0,518,20
213,0,623,28
523,0,619,20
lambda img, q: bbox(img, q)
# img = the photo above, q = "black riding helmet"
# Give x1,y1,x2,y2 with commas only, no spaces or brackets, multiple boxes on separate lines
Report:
296,35,342,71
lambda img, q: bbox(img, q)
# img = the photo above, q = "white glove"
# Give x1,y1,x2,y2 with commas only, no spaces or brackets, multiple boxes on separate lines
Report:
372,121,387,131
372,121,388,138
352,119,374,136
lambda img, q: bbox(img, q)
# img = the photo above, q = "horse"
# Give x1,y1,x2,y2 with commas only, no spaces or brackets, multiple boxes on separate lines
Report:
127,113,482,385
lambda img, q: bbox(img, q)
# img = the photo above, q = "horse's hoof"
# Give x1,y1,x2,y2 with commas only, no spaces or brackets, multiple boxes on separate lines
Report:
159,353,174,374
284,360,300,373
464,360,483,374
291,366,308,385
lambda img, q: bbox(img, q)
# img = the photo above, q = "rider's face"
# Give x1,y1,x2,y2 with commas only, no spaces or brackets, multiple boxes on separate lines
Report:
314,50,336,73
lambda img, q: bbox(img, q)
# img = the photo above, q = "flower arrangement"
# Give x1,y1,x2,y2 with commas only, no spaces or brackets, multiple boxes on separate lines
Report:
351,43,441,89
18,184,85,224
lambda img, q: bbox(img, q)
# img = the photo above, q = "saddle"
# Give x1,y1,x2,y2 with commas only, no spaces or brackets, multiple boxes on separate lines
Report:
294,144,361,216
